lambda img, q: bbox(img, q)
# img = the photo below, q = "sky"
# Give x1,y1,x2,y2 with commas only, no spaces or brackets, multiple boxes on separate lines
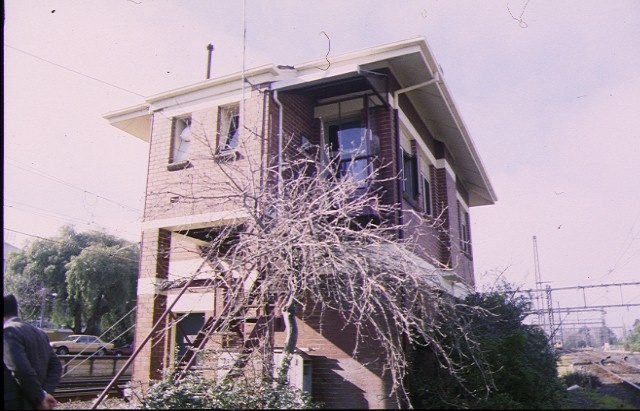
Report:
4,0,640,337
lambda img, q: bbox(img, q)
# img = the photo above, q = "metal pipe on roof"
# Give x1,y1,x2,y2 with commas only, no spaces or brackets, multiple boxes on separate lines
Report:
206,43,215,79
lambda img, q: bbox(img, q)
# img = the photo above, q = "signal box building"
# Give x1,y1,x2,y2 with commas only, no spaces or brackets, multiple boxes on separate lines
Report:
105,37,496,409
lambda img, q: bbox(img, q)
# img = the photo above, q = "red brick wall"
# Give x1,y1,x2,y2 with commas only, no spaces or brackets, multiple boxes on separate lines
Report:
133,81,476,405
370,105,400,219
273,306,395,409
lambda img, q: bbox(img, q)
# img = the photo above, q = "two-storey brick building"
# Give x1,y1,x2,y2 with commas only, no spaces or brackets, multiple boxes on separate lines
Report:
105,37,496,408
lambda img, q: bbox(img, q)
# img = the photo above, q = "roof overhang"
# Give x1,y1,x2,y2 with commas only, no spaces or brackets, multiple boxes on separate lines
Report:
271,37,496,206
103,103,152,142
103,37,495,205
103,65,285,142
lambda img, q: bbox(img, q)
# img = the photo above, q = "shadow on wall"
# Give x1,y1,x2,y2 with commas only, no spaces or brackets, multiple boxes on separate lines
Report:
300,305,399,408
310,355,368,409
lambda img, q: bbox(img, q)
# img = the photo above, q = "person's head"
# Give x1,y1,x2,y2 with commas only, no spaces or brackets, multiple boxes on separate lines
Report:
4,294,19,319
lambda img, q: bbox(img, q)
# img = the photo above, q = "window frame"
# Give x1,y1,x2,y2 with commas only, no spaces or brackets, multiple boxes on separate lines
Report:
217,105,240,154
168,116,192,170
401,147,419,199
458,203,471,255
421,174,432,216
324,116,375,189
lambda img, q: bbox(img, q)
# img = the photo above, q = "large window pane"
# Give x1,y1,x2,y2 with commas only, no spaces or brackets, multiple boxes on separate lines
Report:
338,158,370,188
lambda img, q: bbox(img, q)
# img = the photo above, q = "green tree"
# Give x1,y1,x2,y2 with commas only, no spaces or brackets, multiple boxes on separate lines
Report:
410,284,563,409
3,226,138,341
4,226,84,320
66,243,138,339
623,320,640,352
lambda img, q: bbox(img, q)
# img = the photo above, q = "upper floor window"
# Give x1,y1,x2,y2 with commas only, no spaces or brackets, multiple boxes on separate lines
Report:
402,148,418,199
458,203,471,254
327,119,374,189
218,106,239,153
169,116,192,167
422,174,432,216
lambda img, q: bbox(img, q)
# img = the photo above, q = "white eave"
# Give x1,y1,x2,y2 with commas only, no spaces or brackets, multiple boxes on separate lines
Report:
103,103,152,142
103,65,287,142
272,37,496,206
103,37,496,205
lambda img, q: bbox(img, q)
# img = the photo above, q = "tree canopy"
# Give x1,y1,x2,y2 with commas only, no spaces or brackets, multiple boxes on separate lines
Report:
4,226,138,343
410,284,563,409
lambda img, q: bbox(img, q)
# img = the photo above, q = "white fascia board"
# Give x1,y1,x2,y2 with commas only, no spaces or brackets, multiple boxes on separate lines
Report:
103,103,150,122
272,38,429,91
147,67,279,113
390,245,473,297
146,64,278,104
294,37,427,74
141,209,249,232
272,63,361,91
102,103,152,142
168,258,214,281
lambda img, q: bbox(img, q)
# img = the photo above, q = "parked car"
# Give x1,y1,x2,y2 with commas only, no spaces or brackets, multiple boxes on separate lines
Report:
50,334,114,356
111,343,134,357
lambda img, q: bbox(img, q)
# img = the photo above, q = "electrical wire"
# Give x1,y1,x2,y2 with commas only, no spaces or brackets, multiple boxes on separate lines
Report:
5,156,143,213
5,44,145,98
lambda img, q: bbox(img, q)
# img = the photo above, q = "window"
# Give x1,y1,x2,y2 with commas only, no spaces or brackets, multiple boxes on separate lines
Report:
402,148,418,198
458,204,471,254
422,175,432,215
327,119,373,188
170,117,192,164
328,121,365,158
218,106,239,153
174,312,205,358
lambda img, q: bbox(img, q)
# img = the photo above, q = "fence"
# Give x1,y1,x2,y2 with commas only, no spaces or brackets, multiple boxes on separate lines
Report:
59,355,133,379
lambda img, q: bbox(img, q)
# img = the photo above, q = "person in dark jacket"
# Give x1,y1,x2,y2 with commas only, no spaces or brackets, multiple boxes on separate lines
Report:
4,294,62,410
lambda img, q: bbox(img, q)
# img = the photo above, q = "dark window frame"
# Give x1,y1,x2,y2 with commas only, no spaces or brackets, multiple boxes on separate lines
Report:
458,203,471,255
402,147,419,199
422,175,432,216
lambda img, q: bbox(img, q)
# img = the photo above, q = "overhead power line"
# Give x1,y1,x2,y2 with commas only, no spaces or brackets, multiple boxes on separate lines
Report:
5,43,145,98
5,156,143,213
3,199,141,241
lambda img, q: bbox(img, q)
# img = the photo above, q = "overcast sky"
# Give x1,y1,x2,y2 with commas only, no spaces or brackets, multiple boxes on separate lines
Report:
4,1,639,336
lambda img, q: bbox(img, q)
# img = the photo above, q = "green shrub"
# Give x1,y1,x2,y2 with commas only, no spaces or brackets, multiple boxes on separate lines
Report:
560,370,601,389
410,287,565,409
136,370,320,410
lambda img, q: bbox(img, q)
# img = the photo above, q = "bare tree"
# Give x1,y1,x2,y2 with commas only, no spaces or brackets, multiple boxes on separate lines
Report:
144,126,494,408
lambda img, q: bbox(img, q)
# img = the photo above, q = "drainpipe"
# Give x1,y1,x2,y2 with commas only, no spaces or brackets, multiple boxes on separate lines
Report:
273,90,284,197
393,110,404,239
